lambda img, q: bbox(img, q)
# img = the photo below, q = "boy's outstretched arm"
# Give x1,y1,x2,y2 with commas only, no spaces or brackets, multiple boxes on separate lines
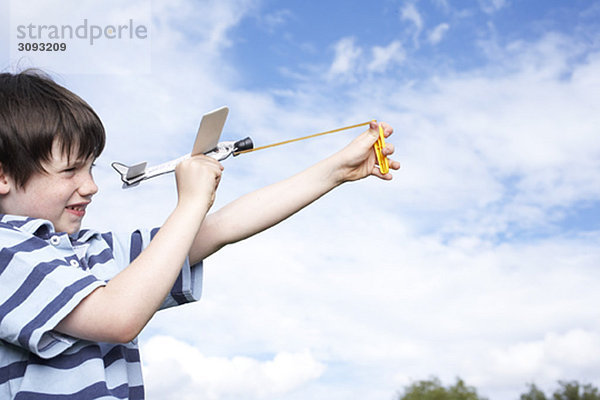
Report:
189,121,399,264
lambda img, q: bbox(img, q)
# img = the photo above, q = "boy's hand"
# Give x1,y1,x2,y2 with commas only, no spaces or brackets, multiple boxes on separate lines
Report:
175,155,223,215
333,121,400,183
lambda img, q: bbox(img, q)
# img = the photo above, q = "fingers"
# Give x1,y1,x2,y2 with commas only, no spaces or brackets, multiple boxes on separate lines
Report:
369,121,394,136
365,121,381,145
371,157,400,180
175,155,224,199
364,120,394,151
380,121,393,137
382,142,395,156
375,121,398,173
371,164,393,180
183,154,223,171
177,156,223,184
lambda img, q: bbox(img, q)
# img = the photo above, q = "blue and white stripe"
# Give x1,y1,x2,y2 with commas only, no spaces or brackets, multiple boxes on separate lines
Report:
0,215,203,399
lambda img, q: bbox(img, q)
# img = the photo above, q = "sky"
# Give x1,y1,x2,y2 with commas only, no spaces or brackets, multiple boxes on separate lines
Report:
2,0,600,399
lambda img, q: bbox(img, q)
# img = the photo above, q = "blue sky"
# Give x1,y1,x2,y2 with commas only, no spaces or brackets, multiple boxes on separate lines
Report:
228,1,600,87
2,0,600,399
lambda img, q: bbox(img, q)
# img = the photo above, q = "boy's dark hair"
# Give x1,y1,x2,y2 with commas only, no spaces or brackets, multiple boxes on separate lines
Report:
0,69,105,187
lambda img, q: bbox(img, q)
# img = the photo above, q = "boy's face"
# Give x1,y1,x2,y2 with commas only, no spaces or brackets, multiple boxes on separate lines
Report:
0,140,98,234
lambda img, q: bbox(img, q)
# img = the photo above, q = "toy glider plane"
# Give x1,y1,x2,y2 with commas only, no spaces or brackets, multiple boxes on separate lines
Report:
112,106,390,187
112,106,253,187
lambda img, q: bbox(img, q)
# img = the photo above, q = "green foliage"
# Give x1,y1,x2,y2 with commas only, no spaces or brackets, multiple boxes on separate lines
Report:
396,378,600,400
521,384,548,400
397,377,486,400
519,380,600,400
552,381,600,400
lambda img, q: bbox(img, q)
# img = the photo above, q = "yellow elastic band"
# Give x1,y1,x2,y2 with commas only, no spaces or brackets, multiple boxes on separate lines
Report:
234,119,390,174
234,121,371,155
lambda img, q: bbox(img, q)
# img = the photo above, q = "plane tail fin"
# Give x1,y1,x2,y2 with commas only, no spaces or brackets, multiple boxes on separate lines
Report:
111,161,147,185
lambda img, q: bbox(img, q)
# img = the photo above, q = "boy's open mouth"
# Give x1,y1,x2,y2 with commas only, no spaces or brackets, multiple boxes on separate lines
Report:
65,203,88,216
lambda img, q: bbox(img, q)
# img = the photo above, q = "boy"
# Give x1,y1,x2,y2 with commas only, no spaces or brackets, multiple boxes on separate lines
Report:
0,70,399,399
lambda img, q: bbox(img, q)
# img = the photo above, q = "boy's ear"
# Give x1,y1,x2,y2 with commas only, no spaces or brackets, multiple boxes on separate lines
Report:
0,163,12,195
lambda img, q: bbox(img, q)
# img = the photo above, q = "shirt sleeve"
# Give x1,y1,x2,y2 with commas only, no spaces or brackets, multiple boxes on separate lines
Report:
0,230,105,359
109,227,203,311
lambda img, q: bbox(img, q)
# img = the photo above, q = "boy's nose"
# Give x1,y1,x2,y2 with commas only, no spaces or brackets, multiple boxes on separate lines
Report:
79,172,99,197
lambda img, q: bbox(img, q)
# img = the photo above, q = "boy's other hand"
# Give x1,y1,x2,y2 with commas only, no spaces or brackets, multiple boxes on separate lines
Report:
333,121,400,183
175,155,223,215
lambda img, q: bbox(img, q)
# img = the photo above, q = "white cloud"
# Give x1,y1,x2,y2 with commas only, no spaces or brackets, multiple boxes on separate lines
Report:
328,38,406,79
151,0,255,51
400,2,424,46
368,40,405,73
328,37,363,78
432,0,450,13
142,335,325,400
428,22,450,44
145,211,600,398
261,9,293,33
401,3,423,29
482,330,600,386
478,0,509,14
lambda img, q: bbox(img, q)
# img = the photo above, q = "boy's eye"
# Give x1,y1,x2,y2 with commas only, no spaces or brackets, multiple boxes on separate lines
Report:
61,158,95,174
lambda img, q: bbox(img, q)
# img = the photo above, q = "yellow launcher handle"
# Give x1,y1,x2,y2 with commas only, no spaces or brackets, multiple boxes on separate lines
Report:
374,122,389,174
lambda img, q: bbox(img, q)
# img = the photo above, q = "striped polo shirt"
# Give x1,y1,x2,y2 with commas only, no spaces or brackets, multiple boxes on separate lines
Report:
0,214,203,399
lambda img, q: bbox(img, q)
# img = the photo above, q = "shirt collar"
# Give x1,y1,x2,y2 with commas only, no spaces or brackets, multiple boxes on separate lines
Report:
0,214,102,242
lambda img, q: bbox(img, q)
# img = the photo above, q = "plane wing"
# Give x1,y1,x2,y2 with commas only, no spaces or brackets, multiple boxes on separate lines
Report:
191,106,229,155
111,106,253,187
